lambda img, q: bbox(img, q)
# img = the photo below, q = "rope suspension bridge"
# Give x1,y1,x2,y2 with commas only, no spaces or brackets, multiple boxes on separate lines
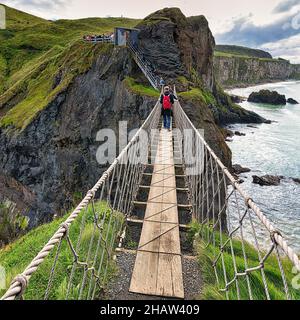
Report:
1,48,300,301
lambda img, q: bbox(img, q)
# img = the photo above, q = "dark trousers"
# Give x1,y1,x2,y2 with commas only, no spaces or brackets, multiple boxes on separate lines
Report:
162,109,171,129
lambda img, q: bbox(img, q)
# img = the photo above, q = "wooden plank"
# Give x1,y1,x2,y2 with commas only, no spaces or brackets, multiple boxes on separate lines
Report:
130,251,159,296
156,254,184,299
129,128,184,299
138,221,180,254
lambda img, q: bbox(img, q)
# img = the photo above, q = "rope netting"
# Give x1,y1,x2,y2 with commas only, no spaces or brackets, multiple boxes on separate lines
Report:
1,100,161,300
173,97,300,300
2,86,299,300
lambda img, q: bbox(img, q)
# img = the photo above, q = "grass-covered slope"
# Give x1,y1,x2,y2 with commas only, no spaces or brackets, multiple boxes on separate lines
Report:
0,5,139,82
0,201,124,300
0,42,113,130
189,222,300,300
215,45,273,60
124,77,160,98
0,4,140,130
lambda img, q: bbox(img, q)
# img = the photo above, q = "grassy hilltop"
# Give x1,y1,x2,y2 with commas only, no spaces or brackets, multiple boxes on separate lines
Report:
0,5,140,129
0,4,139,81
215,45,273,60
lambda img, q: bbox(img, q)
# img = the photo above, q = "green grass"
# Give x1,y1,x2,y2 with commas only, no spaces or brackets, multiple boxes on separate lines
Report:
177,76,193,88
189,221,300,300
214,51,274,62
178,84,248,117
214,45,272,60
0,42,113,130
178,88,216,105
124,77,159,97
0,201,124,300
0,5,140,130
0,5,139,80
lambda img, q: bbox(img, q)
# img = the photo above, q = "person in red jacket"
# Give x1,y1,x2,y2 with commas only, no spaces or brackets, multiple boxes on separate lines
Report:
160,86,175,131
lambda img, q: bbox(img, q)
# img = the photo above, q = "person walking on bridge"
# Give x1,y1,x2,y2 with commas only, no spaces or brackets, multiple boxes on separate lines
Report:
159,77,165,88
160,86,174,131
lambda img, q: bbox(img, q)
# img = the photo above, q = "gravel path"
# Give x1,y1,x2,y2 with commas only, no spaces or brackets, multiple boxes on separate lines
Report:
104,250,202,300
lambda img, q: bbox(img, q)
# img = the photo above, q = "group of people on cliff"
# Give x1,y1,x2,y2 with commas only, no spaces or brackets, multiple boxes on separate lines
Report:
83,33,114,43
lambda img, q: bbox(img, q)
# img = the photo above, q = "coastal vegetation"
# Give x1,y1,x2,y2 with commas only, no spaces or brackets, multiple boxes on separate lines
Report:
0,201,124,300
215,45,273,59
124,77,160,98
0,42,113,130
189,221,300,300
0,5,139,130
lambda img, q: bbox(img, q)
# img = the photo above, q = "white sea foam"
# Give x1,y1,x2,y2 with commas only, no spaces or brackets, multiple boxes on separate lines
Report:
227,81,300,252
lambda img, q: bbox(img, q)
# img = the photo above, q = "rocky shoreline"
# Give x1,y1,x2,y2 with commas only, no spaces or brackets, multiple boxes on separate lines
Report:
223,79,300,90
225,81,300,188
230,161,300,187
248,89,298,105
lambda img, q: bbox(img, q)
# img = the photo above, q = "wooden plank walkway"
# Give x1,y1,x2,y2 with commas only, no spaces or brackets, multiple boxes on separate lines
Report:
129,127,184,299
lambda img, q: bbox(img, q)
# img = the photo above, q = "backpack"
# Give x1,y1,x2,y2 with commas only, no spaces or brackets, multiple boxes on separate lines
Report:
162,95,172,110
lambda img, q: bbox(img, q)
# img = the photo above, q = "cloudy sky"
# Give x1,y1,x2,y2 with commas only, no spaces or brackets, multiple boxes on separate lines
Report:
1,0,300,62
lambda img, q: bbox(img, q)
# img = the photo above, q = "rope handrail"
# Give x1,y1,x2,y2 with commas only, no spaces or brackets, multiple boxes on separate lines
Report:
173,86,300,300
2,85,299,300
173,92,300,273
1,99,161,300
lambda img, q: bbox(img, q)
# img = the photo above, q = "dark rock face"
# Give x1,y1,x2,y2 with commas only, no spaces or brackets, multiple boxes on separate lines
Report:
287,98,299,104
234,131,246,136
229,95,246,104
214,55,300,88
0,46,156,227
232,164,251,175
135,8,265,126
211,86,265,125
293,178,300,184
248,90,286,105
252,175,283,186
136,8,215,91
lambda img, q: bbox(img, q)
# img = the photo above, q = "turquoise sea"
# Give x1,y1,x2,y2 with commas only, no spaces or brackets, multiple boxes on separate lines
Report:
228,81,300,252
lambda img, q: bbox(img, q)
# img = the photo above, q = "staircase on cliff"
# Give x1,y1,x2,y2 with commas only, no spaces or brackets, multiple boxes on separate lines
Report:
128,42,159,90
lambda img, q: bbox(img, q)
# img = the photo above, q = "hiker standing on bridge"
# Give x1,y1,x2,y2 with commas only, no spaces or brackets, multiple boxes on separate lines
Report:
159,77,165,88
160,86,174,131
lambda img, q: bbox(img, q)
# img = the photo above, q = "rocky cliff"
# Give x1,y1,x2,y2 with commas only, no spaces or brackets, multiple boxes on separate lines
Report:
0,7,264,241
0,44,157,237
136,8,265,125
136,8,215,91
214,55,300,87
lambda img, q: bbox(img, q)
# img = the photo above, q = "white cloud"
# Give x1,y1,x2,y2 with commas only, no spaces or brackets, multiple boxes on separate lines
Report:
261,34,300,63
2,0,69,19
1,0,299,63
273,0,300,14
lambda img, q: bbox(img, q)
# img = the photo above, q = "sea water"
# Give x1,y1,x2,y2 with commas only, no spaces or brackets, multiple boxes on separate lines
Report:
227,81,300,252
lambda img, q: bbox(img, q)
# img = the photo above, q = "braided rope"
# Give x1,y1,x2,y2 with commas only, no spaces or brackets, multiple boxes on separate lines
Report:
2,87,299,300
173,96,300,274
1,99,161,301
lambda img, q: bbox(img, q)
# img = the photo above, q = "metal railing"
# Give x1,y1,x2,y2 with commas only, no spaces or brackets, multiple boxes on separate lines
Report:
127,42,159,90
